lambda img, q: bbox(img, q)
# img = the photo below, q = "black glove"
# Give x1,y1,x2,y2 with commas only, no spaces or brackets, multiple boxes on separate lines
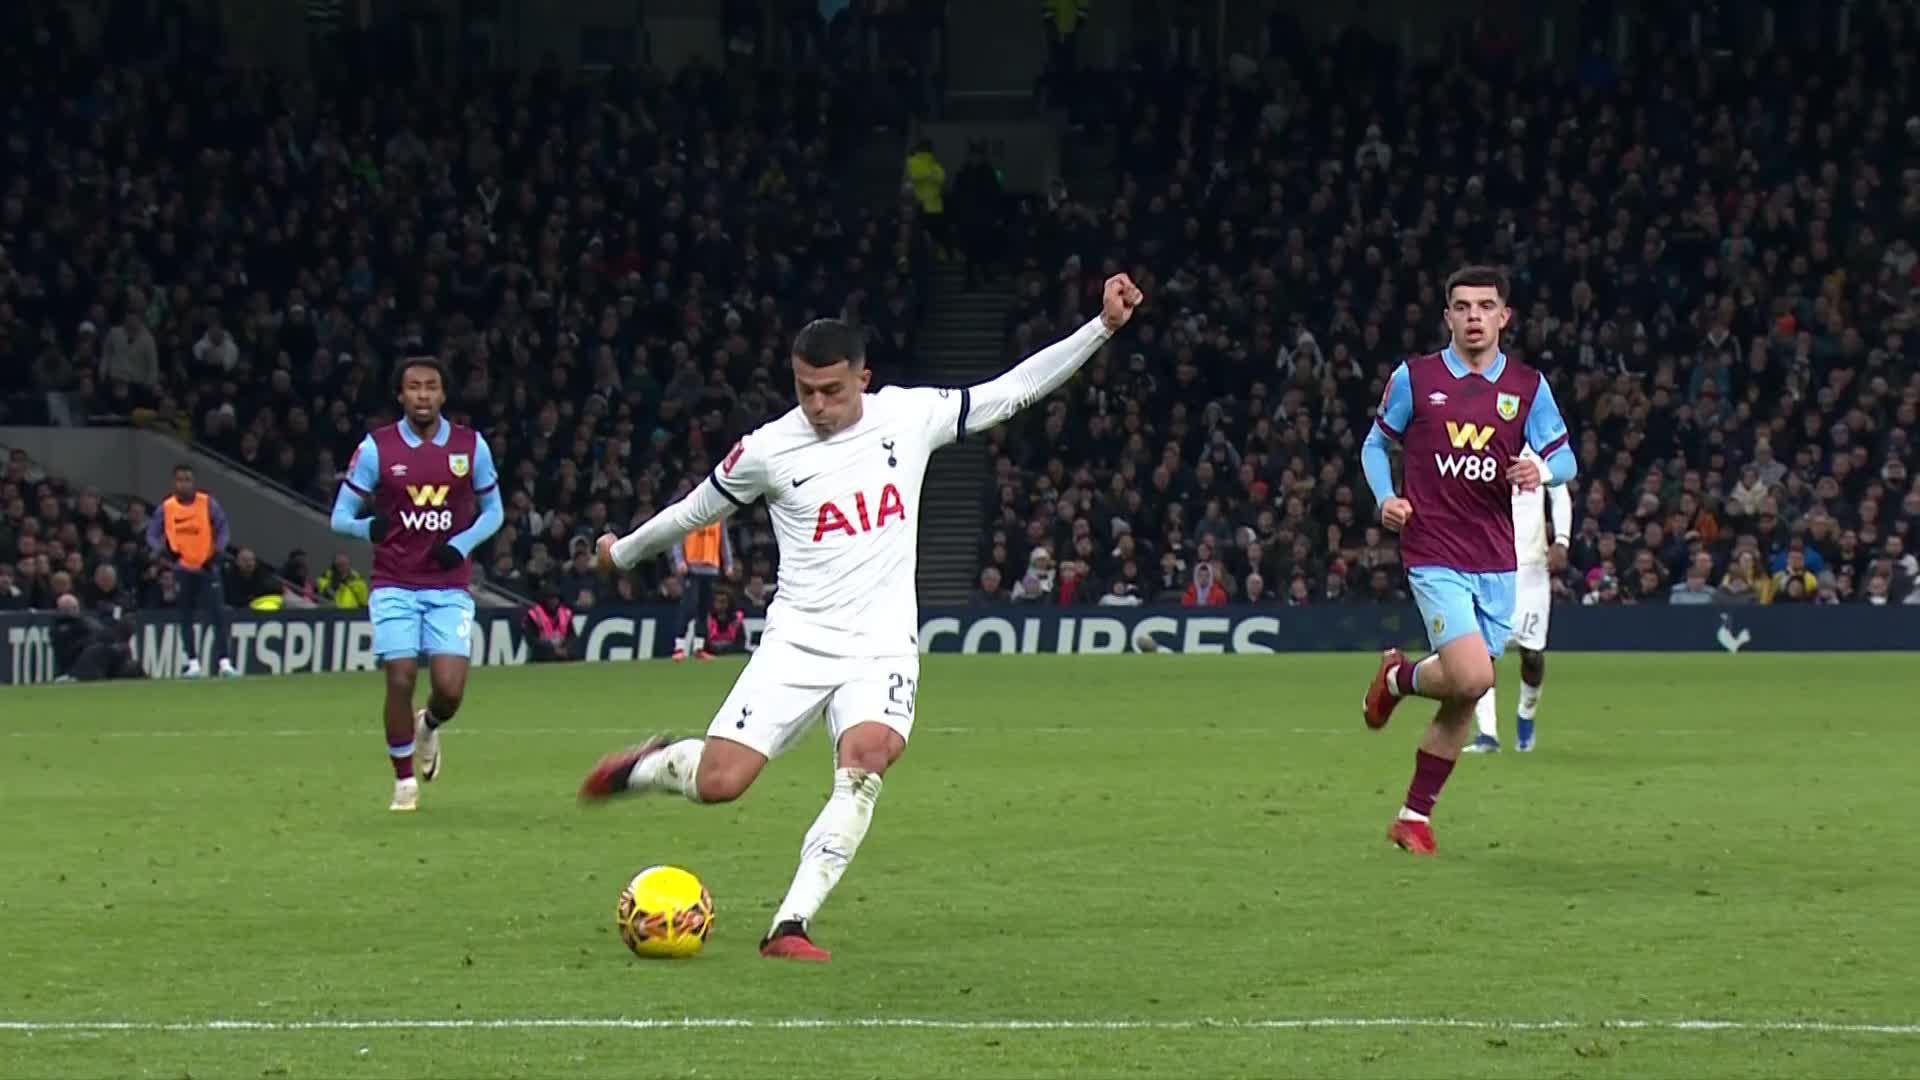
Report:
367,513,391,543
429,543,464,570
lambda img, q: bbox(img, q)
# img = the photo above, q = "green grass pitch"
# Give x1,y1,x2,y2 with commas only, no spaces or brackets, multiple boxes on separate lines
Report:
1,654,1914,1078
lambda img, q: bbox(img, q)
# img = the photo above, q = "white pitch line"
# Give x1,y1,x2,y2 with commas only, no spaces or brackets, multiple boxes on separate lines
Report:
1,1017,1916,1035
0,726,1815,740
0,726,1116,739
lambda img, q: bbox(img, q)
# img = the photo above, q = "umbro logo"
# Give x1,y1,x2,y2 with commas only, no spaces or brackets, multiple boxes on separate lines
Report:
791,475,819,489
1427,392,1449,405
389,464,409,476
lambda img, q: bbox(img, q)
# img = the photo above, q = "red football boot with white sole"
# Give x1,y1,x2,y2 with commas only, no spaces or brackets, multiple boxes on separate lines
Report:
1363,648,1408,730
760,920,831,963
1387,817,1437,855
577,735,671,802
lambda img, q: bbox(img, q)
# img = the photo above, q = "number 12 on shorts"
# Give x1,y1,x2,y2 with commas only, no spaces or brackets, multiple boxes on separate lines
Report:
884,673,917,719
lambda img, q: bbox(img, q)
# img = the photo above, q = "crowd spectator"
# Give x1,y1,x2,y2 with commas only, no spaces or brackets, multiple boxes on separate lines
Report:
50,591,142,682
980,10,1920,611
223,547,282,609
316,552,371,609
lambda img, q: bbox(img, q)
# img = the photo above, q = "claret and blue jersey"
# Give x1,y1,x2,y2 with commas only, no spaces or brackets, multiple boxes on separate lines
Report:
330,416,505,661
1361,346,1577,656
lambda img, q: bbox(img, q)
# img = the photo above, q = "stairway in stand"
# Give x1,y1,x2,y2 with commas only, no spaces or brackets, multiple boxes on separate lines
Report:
911,262,1017,606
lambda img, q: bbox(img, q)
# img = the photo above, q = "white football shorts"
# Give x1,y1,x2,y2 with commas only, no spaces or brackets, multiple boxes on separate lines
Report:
1509,562,1552,652
705,636,920,759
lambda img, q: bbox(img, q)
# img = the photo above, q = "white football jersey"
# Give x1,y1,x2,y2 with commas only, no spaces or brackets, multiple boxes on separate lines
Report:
712,385,968,659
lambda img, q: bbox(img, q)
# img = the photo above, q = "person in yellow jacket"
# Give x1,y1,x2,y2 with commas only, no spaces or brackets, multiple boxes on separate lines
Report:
318,552,372,610
1042,0,1090,104
903,139,947,258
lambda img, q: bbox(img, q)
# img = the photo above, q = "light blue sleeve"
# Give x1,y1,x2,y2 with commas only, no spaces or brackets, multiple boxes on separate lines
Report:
470,433,499,494
449,488,505,558
1526,373,1576,486
1360,363,1410,506
1361,426,1397,506
1376,363,1413,437
330,484,371,540
346,435,380,494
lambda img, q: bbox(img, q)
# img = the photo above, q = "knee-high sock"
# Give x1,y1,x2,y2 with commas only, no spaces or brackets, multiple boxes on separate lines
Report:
769,768,882,934
1473,686,1498,738
628,738,706,803
1517,680,1543,720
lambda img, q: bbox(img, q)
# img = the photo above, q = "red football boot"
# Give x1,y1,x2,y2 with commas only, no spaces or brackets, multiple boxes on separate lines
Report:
1363,648,1407,730
760,920,831,963
577,735,671,802
1387,817,1437,855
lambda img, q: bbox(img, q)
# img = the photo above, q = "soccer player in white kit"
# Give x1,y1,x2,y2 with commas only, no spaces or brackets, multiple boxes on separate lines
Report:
578,274,1145,961
1467,444,1573,753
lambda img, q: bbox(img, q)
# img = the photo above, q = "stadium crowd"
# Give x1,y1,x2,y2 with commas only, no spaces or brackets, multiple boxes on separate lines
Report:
984,9,1920,609
4,0,1919,622
0,0,929,614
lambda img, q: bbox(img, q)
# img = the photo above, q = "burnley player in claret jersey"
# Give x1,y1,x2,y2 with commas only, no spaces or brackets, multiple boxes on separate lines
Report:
330,358,504,812
1358,266,1576,854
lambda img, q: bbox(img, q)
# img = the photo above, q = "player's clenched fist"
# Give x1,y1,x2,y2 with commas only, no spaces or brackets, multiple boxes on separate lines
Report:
1379,496,1413,532
1506,455,1543,491
1100,274,1145,332
596,532,620,572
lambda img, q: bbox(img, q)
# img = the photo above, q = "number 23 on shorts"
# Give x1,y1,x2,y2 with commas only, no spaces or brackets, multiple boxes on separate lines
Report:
884,672,917,719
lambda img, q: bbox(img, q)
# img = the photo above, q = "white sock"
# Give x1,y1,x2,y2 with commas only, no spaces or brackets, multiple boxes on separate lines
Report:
1517,681,1543,720
769,768,882,935
1473,686,1498,739
629,739,706,803
1396,806,1429,823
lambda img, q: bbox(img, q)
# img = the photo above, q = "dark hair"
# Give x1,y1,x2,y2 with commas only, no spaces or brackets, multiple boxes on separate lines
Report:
394,355,451,393
1444,264,1511,304
790,319,865,369
172,463,193,477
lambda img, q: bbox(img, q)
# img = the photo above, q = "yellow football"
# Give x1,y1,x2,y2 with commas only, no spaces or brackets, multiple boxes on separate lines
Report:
615,865,714,959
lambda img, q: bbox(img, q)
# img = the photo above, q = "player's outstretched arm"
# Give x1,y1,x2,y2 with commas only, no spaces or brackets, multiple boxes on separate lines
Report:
958,274,1144,437
330,436,386,541
604,471,750,571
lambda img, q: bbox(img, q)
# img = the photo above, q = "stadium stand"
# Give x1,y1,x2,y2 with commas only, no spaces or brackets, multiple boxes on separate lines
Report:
4,0,1916,618
983,11,1920,609
0,0,930,612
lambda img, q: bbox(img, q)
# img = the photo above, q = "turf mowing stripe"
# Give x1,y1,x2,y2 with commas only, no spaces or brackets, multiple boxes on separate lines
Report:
2,1017,1916,1035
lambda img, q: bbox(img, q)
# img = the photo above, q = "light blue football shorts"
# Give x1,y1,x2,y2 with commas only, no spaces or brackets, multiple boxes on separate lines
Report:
1406,567,1517,659
369,587,476,661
